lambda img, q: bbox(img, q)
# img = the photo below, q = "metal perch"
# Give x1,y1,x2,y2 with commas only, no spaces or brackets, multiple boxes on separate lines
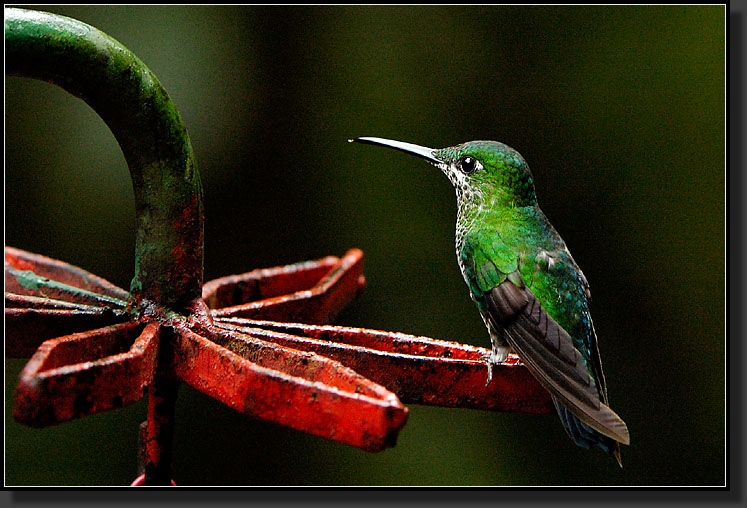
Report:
4,7,552,486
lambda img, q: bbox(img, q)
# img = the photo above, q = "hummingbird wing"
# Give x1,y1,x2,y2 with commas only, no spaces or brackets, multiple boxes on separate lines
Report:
460,231,628,447
484,277,630,446
547,258,625,464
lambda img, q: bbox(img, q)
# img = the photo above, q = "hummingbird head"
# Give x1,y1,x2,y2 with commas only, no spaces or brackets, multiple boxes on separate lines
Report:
351,137,537,208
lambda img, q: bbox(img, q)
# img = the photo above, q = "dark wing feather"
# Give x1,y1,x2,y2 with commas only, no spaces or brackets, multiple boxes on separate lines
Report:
576,269,611,406
485,279,630,446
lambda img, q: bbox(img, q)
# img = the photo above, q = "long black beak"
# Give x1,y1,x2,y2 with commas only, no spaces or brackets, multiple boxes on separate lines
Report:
350,137,442,165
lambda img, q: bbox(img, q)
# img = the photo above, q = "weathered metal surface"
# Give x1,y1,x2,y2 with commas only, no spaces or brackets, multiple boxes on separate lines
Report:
5,8,203,311
206,248,366,323
5,307,127,359
4,248,412,454
5,246,130,301
142,372,179,485
5,248,131,357
213,319,554,414
202,256,339,309
202,252,552,414
170,325,408,452
14,321,159,427
5,241,555,482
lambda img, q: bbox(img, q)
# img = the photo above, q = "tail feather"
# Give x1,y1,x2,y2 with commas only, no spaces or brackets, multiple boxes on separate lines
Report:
553,397,624,467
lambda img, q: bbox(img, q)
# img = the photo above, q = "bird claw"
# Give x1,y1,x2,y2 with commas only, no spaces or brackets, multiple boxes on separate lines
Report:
480,346,510,386
479,353,496,386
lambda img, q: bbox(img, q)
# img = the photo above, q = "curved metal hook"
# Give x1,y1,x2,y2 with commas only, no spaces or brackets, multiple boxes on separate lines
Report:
5,7,204,312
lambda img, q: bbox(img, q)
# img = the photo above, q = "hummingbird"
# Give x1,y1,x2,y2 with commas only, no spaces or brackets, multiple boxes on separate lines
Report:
351,136,630,465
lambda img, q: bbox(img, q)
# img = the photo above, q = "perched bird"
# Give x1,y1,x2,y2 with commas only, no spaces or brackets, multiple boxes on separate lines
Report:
351,137,630,465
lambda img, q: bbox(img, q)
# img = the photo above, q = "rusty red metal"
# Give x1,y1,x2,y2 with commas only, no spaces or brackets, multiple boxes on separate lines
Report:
199,247,551,414
130,474,176,487
142,373,179,485
212,320,553,414
204,248,366,324
5,247,412,454
5,244,553,484
13,321,159,427
5,247,130,358
170,325,407,452
5,246,130,301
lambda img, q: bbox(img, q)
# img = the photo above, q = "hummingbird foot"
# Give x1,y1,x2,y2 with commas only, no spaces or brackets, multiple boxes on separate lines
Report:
480,346,511,386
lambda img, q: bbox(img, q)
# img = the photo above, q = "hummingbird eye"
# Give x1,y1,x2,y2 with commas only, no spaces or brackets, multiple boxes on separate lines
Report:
458,156,480,175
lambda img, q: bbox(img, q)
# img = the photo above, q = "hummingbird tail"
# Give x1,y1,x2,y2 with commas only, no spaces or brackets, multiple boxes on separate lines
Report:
554,398,623,467
613,442,623,468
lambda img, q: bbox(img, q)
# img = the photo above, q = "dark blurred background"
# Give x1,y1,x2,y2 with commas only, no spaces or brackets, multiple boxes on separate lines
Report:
5,5,725,486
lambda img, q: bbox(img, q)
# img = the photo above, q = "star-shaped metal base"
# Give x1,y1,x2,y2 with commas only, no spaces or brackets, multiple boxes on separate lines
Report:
6,245,552,484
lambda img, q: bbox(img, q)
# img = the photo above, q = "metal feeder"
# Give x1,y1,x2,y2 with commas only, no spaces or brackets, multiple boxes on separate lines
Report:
4,8,552,486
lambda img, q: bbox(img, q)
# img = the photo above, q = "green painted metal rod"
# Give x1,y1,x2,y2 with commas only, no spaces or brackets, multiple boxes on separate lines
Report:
5,7,204,312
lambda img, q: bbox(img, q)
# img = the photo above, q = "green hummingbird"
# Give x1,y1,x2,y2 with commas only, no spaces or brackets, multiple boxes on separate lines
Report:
351,136,630,465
